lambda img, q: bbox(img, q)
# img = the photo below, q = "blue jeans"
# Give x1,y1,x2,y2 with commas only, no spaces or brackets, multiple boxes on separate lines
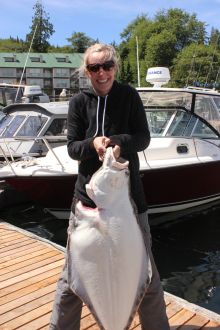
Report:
49,211,170,330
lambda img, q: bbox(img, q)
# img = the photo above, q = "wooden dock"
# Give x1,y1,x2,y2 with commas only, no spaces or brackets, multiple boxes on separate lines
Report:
1,221,220,329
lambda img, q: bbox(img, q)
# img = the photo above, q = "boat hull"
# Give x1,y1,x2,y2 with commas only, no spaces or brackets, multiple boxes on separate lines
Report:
5,160,220,218
141,160,220,213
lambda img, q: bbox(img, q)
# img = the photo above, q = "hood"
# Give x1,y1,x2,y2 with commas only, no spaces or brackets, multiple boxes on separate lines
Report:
81,82,119,137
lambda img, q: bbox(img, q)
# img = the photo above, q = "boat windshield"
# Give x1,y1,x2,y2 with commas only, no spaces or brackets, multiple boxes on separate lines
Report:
0,115,13,135
139,91,192,109
138,90,220,136
213,97,220,111
194,94,220,133
146,109,218,138
44,118,67,136
2,115,26,137
16,116,47,137
0,86,24,107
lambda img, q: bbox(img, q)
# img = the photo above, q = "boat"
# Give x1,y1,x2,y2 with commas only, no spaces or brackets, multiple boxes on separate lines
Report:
0,100,68,161
0,83,50,109
1,67,220,219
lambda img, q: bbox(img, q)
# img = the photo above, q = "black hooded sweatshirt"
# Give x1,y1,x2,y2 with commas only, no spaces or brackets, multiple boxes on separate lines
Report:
67,80,151,213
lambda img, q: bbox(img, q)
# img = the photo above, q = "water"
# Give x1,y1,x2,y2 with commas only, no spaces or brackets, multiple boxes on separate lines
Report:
151,203,220,314
1,201,220,314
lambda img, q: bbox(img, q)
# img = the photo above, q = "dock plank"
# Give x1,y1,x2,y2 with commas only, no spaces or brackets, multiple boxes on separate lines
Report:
179,313,209,329
0,247,57,269
0,274,60,306
0,254,63,281
169,309,195,328
0,222,220,330
0,250,60,276
0,283,56,315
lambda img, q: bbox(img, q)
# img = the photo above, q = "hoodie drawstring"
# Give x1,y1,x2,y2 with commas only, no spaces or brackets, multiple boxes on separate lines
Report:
93,95,108,137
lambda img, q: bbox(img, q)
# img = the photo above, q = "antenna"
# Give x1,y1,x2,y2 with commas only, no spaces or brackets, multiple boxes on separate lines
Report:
136,36,140,87
185,43,198,86
15,24,38,102
214,67,220,89
205,34,220,86
186,54,196,86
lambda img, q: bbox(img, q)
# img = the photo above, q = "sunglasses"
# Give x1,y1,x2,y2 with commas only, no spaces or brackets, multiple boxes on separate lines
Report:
86,60,115,73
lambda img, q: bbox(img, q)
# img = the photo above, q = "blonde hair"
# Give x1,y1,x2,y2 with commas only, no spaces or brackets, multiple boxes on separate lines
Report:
82,43,120,73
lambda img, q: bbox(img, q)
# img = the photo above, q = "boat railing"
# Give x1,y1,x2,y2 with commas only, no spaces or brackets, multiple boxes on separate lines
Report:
2,139,15,162
0,136,67,171
0,146,17,175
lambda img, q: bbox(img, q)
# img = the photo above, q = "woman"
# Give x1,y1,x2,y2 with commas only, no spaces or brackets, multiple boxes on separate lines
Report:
49,43,170,330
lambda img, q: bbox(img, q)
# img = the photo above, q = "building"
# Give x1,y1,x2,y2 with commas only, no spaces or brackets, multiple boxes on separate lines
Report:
0,52,90,100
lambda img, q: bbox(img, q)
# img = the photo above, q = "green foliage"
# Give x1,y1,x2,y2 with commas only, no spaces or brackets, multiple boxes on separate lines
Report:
154,9,206,49
172,43,220,87
209,28,220,49
48,45,73,53
0,38,28,52
119,8,208,86
66,32,96,53
26,0,54,52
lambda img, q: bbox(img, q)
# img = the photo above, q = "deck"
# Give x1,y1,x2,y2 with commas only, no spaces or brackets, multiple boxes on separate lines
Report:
0,221,220,329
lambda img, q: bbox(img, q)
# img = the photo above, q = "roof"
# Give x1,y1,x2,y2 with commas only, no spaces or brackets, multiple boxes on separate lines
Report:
0,53,84,68
3,101,69,116
136,86,220,97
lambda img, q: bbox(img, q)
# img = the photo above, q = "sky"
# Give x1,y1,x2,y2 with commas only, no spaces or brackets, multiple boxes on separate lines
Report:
1,0,220,47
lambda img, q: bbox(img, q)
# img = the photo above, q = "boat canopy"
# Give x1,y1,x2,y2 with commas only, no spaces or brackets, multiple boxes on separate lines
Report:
138,89,220,135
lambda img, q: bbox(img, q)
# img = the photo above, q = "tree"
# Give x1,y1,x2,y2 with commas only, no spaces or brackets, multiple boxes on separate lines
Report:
118,9,207,86
154,9,206,50
209,27,220,50
26,0,54,52
48,45,73,53
171,43,220,87
0,38,28,52
66,32,96,53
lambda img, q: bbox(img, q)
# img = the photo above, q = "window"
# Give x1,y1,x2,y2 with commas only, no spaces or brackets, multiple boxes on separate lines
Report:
2,115,26,137
166,111,192,136
4,57,15,62
56,57,66,63
146,110,174,136
26,78,44,88
213,97,220,111
56,56,70,63
0,68,16,77
30,57,41,62
192,119,218,138
5,87,23,104
53,68,69,77
0,116,13,136
26,68,43,77
45,118,67,136
16,116,47,137
53,78,70,88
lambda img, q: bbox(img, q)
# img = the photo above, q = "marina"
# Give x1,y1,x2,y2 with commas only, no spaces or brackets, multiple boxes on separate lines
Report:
0,221,220,329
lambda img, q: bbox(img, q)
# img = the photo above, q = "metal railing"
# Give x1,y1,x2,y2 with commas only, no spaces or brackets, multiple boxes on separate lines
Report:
0,135,67,173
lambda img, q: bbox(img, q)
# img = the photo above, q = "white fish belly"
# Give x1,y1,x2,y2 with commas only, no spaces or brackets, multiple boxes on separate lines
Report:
69,205,150,330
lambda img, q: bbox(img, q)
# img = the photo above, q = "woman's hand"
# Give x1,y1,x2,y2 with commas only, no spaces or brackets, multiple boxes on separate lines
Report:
93,137,121,161
93,136,110,161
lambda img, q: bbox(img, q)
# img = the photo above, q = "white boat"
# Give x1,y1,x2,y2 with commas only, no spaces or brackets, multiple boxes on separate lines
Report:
1,68,220,219
0,101,68,161
0,83,50,108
